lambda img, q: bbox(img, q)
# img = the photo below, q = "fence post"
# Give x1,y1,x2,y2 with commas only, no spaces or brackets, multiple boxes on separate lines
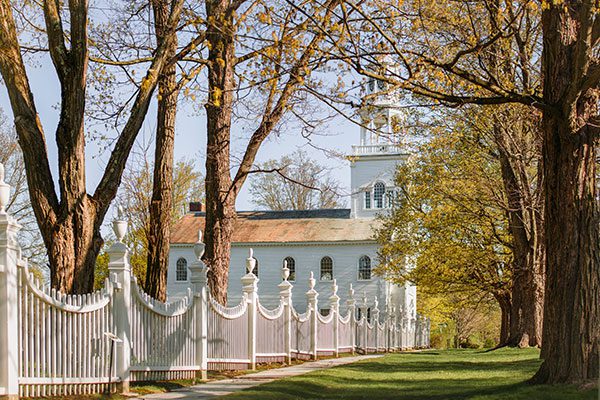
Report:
241,249,258,370
107,207,132,393
372,298,380,353
346,284,355,354
189,230,208,380
329,279,340,357
278,260,293,364
306,272,318,360
0,166,21,400
361,292,368,353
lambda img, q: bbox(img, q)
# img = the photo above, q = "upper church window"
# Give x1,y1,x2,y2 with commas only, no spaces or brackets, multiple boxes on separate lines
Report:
176,258,188,281
320,256,333,280
284,257,296,281
252,257,259,277
374,182,385,208
365,191,371,209
359,255,372,280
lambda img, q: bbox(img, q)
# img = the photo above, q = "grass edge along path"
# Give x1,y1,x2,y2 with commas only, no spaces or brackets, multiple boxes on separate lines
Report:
220,348,596,400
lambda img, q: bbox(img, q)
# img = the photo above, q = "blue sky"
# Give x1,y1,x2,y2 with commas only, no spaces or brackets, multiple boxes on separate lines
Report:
0,55,359,212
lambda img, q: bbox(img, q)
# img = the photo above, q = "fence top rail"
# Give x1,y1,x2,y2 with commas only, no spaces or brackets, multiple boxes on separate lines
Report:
291,307,311,323
339,310,352,324
131,277,195,317
208,293,248,319
317,310,334,324
257,300,284,320
17,261,114,313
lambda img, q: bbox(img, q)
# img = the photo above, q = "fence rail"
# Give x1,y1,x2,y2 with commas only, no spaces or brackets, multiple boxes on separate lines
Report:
0,167,430,398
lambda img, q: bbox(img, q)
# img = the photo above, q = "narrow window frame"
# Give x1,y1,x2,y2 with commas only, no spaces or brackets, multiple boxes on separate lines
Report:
320,256,334,281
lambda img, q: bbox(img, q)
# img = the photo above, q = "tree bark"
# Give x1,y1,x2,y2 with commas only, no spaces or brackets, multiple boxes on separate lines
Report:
493,115,545,348
145,0,179,302
494,292,512,345
203,0,238,304
532,4,600,383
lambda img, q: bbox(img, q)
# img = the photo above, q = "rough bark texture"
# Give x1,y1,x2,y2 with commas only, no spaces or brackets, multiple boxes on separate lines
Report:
0,0,183,294
494,292,512,345
145,0,179,302
532,3,600,383
203,0,238,305
493,115,545,348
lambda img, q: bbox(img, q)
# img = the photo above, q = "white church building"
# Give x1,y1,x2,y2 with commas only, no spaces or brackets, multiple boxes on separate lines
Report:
167,77,417,321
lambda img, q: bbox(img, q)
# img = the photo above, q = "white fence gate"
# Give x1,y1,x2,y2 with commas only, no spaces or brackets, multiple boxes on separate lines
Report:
0,168,430,398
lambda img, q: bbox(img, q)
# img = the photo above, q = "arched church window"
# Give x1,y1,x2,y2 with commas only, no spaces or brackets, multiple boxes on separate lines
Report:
365,191,371,209
368,78,375,92
284,257,296,281
320,256,333,280
359,255,372,280
374,182,385,208
377,79,386,90
176,258,188,281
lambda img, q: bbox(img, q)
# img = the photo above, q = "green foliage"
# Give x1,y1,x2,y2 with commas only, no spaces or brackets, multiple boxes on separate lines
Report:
376,107,514,346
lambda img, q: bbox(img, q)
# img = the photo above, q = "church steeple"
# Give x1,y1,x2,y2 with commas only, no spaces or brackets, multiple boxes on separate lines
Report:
354,67,406,155
349,68,408,219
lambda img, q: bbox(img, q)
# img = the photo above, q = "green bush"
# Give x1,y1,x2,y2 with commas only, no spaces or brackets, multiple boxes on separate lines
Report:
462,335,483,349
483,338,496,348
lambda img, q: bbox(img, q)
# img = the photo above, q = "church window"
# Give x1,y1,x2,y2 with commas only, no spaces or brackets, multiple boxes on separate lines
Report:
386,189,397,208
284,257,296,281
359,255,372,280
320,308,330,317
365,191,371,209
320,256,333,280
377,79,386,90
374,182,385,208
176,258,188,281
357,307,372,322
368,78,375,92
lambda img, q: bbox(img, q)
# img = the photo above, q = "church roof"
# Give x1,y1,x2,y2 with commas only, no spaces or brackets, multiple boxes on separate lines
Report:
170,209,380,245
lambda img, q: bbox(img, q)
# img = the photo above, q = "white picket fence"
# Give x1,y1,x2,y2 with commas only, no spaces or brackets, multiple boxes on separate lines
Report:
0,169,430,398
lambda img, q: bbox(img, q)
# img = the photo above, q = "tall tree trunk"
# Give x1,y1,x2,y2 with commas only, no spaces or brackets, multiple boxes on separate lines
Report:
203,0,237,304
533,4,600,382
533,109,600,383
494,115,545,347
145,0,179,302
494,292,512,345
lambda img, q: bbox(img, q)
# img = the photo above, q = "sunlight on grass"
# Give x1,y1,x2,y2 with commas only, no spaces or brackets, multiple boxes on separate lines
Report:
222,348,596,400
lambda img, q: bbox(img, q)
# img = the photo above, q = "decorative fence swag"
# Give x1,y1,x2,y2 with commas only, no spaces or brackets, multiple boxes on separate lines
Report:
0,165,430,398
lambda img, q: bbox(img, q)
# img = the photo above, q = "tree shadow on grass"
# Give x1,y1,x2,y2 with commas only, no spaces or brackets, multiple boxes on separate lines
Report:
221,353,596,400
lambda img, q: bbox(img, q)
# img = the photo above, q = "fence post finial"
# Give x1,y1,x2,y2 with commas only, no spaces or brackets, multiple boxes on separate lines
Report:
246,248,256,275
112,205,128,243
194,230,205,261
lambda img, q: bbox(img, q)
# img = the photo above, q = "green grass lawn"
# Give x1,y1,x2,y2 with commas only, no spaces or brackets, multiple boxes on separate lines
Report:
222,348,596,400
